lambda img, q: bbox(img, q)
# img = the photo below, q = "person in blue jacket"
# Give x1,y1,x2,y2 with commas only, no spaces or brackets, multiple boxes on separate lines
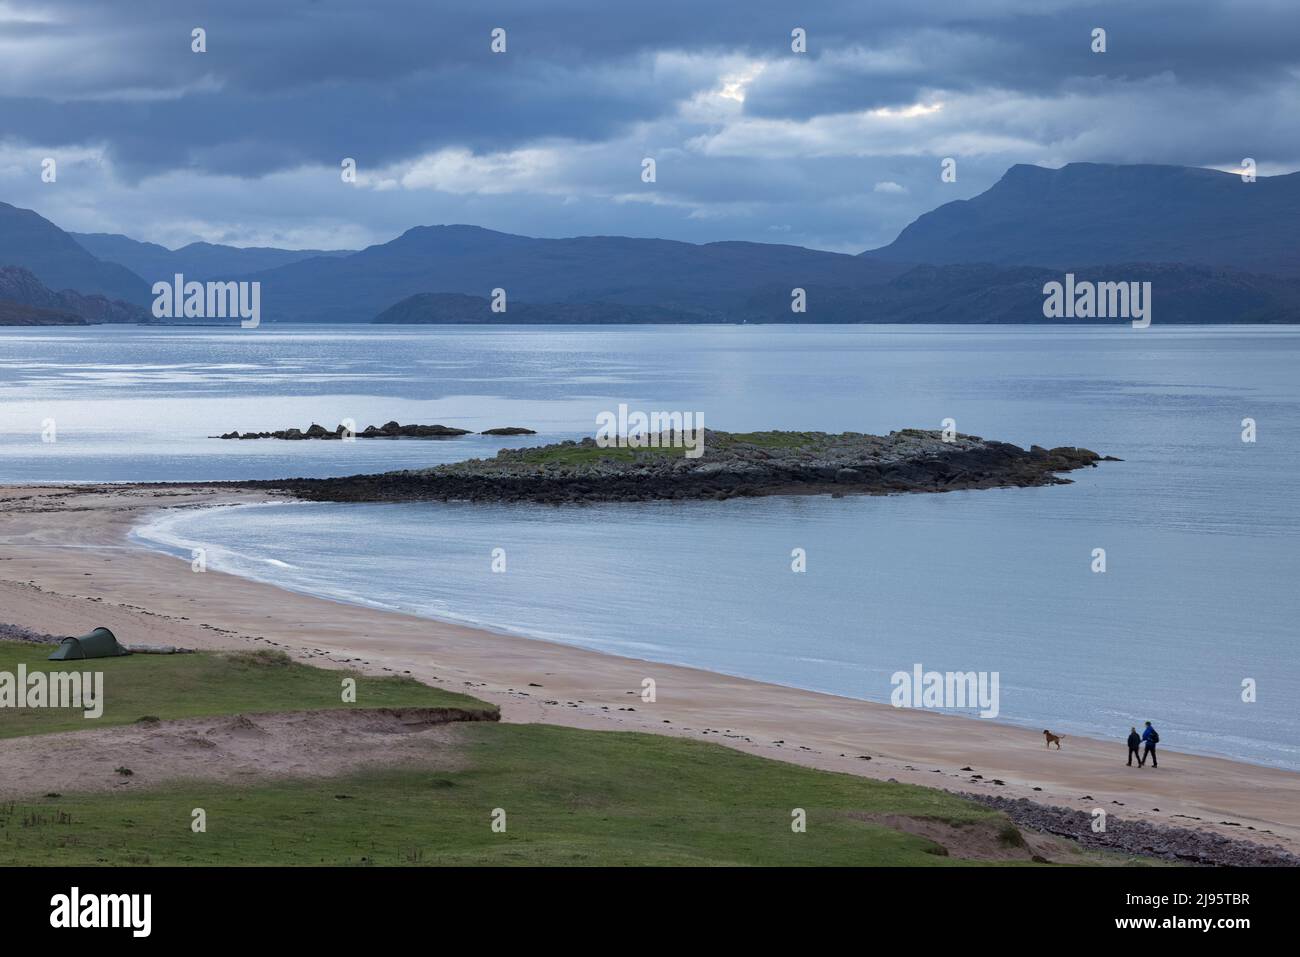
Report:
1140,721,1159,768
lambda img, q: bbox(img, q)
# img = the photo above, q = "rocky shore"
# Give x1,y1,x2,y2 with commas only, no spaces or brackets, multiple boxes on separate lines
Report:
0,622,61,644
249,428,1114,504
216,421,534,440
963,793,1300,867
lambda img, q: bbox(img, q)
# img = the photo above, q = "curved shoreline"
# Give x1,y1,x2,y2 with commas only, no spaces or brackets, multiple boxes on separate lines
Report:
126,496,1297,773
1,484,1297,861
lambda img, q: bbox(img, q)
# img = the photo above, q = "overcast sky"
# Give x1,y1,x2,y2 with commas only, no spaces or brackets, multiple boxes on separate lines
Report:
2,0,1296,253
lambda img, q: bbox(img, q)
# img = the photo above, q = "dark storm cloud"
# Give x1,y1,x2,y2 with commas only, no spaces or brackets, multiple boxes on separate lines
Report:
8,61,687,179
0,0,1296,250
13,0,1295,175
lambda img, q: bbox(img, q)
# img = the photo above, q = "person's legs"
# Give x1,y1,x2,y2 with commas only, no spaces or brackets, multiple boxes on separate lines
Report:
1143,742,1157,767
1127,746,1139,766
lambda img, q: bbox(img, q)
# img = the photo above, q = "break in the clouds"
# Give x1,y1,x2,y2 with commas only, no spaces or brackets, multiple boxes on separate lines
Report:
2,0,1297,252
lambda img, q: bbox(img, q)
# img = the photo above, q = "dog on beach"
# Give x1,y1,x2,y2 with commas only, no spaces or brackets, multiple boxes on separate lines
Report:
1043,729,1063,749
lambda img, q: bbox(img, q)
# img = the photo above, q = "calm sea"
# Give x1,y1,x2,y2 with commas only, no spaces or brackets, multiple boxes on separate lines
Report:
3,324,1297,768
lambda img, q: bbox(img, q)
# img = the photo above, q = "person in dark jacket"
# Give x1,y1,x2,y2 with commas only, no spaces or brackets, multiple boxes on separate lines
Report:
1126,727,1142,766
1140,721,1159,768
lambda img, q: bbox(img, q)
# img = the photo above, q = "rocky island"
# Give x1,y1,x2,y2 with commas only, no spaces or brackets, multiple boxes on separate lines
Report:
216,421,534,440
251,429,1114,504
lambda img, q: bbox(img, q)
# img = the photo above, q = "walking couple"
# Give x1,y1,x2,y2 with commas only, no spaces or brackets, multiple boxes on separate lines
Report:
1126,721,1159,767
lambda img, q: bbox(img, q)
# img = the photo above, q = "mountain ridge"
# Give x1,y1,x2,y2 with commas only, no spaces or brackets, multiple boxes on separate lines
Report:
244,224,908,322
0,265,150,324
0,202,149,304
71,232,354,283
866,162,1300,277
4,162,1299,323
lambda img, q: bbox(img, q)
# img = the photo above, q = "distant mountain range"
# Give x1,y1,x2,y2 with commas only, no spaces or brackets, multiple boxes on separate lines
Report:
0,202,149,305
734,262,1300,324
375,292,718,324
372,264,1300,325
70,233,352,284
0,265,149,324
2,162,1298,325
257,226,907,322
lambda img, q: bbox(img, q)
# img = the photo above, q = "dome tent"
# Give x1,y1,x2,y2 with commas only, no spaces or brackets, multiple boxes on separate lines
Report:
48,627,131,661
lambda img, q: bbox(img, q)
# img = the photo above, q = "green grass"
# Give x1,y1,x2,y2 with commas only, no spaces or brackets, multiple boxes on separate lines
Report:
471,429,900,467
0,640,490,739
512,443,685,466
510,431,827,463
0,724,1059,866
0,639,1125,867
723,430,826,449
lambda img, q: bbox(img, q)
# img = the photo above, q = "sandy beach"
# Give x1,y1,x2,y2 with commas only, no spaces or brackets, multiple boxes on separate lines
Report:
2,483,1297,855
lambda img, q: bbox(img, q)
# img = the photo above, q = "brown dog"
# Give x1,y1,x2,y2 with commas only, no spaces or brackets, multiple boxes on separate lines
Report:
1043,729,1063,749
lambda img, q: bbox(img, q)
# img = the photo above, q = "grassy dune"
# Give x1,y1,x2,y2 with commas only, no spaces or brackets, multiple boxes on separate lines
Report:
1,724,1058,866
0,640,487,739
0,641,1115,866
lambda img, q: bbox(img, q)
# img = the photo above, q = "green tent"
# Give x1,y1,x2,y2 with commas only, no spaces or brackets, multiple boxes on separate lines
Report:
48,627,131,661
